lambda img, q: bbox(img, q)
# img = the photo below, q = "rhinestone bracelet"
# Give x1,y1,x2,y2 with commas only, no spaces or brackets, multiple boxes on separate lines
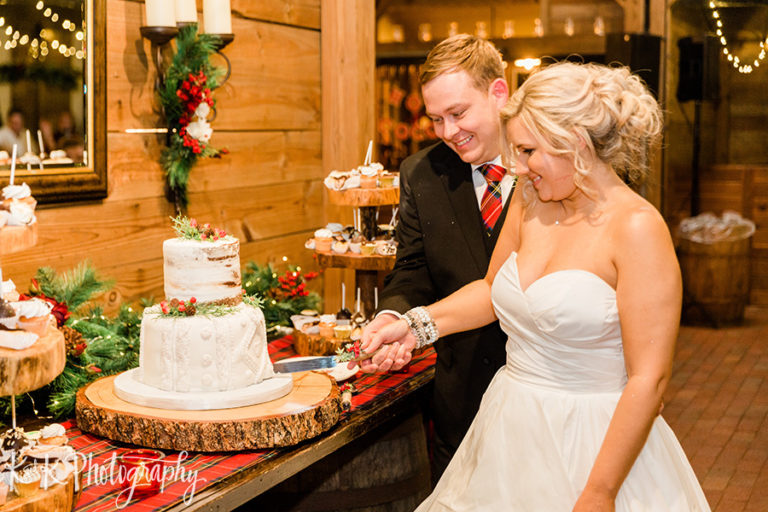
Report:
404,306,439,349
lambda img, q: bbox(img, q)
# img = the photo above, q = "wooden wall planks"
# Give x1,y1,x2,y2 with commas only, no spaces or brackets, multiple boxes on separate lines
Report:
2,0,324,311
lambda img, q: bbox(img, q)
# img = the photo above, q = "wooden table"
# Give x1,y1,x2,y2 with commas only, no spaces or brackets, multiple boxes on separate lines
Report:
68,337,436,511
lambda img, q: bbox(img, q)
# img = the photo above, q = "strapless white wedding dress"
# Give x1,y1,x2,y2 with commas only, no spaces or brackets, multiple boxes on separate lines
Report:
416,252,710,511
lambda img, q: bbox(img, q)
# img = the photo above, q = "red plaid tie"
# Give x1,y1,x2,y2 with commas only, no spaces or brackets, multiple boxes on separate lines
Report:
479,163,505,235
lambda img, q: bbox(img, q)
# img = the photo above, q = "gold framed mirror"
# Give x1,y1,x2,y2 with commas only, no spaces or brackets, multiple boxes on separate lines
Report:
0,0,106,204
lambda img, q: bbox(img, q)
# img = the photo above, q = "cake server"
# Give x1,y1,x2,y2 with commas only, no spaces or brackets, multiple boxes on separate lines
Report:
272,348,385,373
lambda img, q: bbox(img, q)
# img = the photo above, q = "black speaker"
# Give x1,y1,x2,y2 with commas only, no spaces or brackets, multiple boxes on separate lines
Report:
605,33,662,98
676,36,720,102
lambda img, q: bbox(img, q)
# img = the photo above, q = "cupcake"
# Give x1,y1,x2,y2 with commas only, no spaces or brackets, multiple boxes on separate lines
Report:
5,201,35,226
360,241,377,255
13,467,41,497
39,423,67,447
314,228,334,252
359,166,378,188
379,171,397,188
333,324,352,340
14,299,53,337
1,280,19,302
332,240,349,254
318,314,336,338
0,299,18,330
1,183,36,211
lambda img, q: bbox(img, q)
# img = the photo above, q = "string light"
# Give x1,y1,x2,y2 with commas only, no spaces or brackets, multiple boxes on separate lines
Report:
708,0,768,74
0,3,85,61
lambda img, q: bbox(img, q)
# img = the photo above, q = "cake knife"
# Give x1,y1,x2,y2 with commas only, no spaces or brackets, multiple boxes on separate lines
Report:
272,348,385,373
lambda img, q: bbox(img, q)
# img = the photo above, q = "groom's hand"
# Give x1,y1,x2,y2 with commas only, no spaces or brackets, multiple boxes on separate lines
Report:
357,314,416,372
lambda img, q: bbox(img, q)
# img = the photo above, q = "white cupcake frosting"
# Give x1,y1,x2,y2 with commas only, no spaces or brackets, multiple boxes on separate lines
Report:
314,228,333,239
14,298,52,318
2,183,31,200
1,280,16,295
6,202,35,226
49,149,68,159
319,314,336,323
40,423,66,439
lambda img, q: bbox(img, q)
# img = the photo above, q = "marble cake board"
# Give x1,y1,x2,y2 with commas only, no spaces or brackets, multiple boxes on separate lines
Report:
113,369,294,410
75,372,342,452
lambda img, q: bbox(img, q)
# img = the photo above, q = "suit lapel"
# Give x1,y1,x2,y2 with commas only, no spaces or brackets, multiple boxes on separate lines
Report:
433,147,489,274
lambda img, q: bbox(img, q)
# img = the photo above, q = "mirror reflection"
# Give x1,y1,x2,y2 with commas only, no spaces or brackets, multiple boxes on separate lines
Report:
0,0,87,170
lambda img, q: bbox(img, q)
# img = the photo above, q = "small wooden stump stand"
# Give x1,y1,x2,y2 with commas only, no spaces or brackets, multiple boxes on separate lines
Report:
76,372,342,452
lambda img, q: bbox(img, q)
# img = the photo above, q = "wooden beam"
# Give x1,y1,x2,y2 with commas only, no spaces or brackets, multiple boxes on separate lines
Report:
320,0,375,313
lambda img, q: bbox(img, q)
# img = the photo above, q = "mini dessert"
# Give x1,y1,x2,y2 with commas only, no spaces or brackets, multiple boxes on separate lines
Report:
333,324,352,340
2,183,36,211
39,423,67,446
18,152,41,166
318,314,336,338
0,150,10,165
300,309,318,317
324,170,354,191
376,242,397,256
304,238,316,250
314,228,333,252
0,299,18,330
379,171,397,187
361,241,377,255
332,240,349,254
1,280,19,302
42,149,74,165
14,298,53,336
13,467,41,497
26,444,75,462
359,166,378,188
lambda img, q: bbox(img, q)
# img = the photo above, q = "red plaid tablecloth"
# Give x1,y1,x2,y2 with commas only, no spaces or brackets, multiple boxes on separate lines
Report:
66,336,436,511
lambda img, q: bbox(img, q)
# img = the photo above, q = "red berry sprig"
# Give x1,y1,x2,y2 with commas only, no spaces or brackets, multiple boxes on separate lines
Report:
160,297,198,317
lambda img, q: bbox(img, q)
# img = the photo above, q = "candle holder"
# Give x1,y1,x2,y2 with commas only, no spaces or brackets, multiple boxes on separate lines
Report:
140,26,179,116
210,33,235,86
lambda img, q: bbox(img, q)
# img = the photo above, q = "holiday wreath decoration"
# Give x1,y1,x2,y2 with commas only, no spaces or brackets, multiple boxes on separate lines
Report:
159,24,228,213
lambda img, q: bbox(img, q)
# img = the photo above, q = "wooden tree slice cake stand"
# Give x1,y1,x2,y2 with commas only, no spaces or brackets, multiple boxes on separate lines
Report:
0,324,66,396
293,330,346,356
0,469,81,512
76,371,342,452
0,223,38,256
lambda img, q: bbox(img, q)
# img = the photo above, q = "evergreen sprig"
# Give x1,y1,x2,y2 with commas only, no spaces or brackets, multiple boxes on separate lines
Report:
159,24,226,213
32,262,113,313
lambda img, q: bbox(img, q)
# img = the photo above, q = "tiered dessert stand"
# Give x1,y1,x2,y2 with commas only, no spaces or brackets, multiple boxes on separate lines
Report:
295,186,398,356
0,225,79,511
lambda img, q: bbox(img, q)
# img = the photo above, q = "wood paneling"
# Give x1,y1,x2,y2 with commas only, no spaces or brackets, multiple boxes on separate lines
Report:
107,1,321,132
2,0,324,311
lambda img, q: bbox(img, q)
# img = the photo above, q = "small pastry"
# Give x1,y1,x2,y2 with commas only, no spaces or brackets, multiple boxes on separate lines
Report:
332,240,349,254
376,242,397,256
333,324,352,340
359,166,378,188
0,299,18,330
318,321,335,339
304,238,316,250
379,171,396,188
1,183,36,210
1,428,30,455
1,280,19,302
18,152,41,166
314,228,334,252
300,309,319,317
13,467,41,497
39,424,67,447
0,150,9,165
360,242,377,256
14,299,52,336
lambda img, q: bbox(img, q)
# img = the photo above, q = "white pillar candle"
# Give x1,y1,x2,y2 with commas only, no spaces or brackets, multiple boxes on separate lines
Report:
25,129,32,154
203,0,232,34
145,0,176,27
9,144,17,185
37,130,44,156
176,0,198,23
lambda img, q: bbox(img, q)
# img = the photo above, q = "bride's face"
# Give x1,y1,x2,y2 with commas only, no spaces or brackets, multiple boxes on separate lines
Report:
507,118,577,202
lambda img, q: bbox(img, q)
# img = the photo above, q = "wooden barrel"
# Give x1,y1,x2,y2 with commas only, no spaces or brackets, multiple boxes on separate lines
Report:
678,235,752,325
249,412,432,511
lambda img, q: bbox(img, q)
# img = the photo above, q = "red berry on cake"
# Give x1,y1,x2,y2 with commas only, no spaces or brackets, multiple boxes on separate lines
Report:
178,304,186,312
190,218,198,228
190,297,197,304
201,233,208,240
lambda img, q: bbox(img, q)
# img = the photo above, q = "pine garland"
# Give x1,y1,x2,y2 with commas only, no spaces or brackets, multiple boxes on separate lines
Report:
159,24,227,213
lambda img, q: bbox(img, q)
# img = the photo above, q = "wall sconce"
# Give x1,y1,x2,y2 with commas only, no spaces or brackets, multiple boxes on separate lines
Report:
140,0,235,97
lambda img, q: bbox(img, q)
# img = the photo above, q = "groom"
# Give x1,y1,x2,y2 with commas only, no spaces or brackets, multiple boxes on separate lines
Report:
369,34,514,483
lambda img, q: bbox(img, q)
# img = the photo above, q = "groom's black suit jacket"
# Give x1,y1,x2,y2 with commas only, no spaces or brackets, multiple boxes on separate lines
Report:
379,142,510,470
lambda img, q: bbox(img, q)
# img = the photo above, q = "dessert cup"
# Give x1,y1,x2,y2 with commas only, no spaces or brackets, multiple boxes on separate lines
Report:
314,237,333,252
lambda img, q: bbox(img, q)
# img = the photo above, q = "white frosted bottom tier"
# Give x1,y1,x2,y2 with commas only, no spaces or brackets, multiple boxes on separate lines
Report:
113,368,293,411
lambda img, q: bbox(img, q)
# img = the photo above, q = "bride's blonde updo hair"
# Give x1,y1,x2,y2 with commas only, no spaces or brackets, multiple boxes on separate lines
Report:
501,61,662,194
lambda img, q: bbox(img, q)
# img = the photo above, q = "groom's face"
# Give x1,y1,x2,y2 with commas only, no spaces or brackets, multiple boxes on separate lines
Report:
423,70,508,166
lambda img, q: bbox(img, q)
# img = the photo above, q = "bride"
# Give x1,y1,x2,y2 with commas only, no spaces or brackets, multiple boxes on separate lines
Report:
359,61,710,511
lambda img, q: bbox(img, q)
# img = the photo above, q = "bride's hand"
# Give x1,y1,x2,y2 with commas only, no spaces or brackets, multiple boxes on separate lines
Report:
358,317,416,372
572,487,614,512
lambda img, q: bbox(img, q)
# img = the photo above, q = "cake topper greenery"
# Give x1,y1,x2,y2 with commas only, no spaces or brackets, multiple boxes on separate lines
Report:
159,24,227,214
171,215,228,241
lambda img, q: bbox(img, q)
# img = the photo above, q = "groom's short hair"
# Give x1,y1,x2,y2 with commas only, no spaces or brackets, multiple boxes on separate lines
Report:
419,34,505,92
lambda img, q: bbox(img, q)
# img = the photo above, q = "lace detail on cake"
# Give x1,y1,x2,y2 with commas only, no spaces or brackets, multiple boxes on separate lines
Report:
174,322,192,392
159,320,174,391
215,318,233,391
242,307,274,382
